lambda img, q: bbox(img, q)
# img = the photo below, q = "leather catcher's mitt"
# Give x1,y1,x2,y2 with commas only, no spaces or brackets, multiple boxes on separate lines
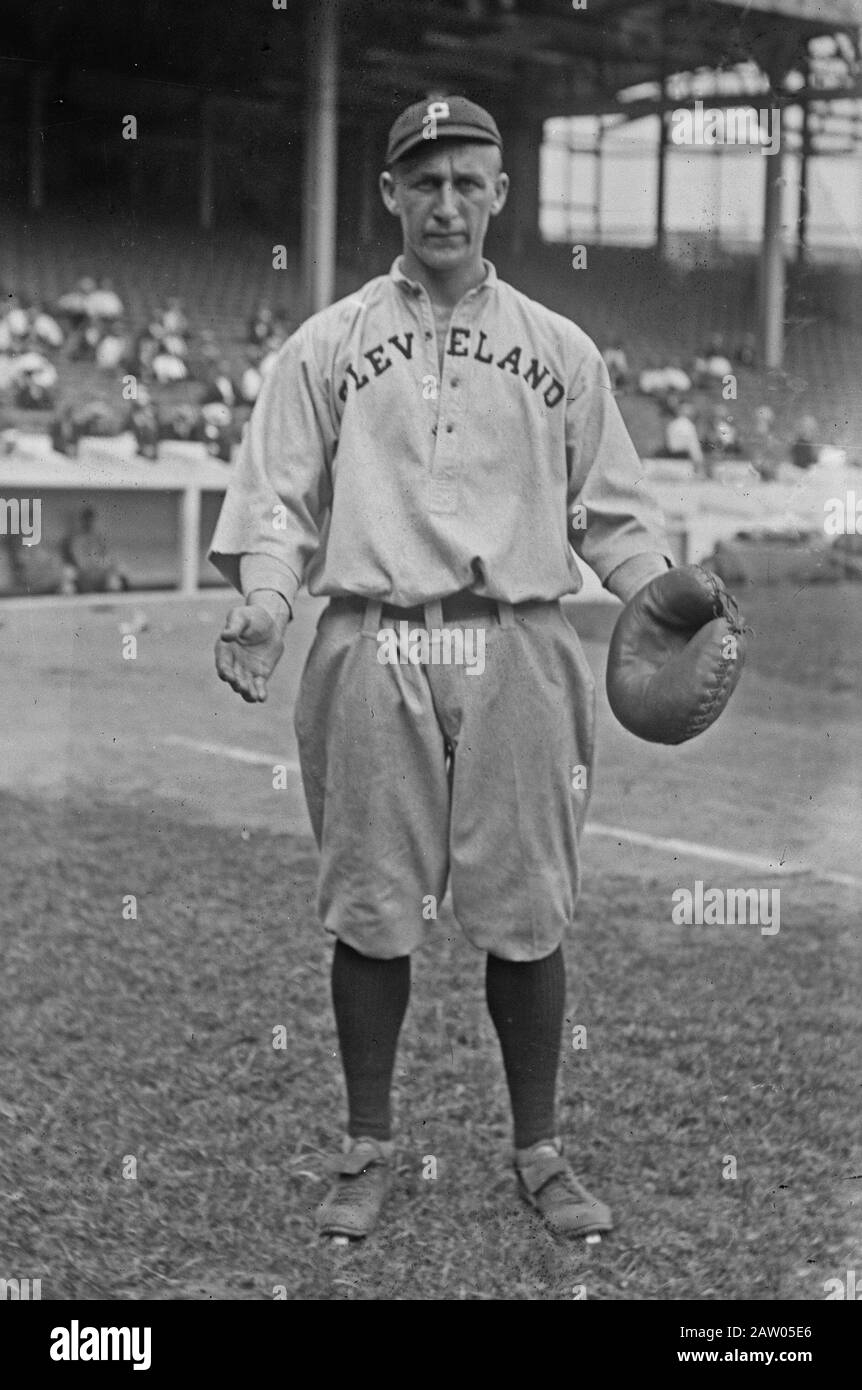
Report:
605,565,748,744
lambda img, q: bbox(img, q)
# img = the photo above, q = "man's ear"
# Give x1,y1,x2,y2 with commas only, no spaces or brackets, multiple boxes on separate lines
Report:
489,171,510,218
379,170,399,215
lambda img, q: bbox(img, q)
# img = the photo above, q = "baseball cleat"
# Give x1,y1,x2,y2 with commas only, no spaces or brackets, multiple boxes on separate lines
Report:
514,1138,613,1238
316,1136,395,1240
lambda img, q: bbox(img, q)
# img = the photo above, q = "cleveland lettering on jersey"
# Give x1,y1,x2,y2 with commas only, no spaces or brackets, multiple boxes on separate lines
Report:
337,325,564,408
209,255,668,611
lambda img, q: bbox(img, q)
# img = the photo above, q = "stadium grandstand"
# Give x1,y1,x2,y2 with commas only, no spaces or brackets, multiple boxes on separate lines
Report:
1,0,861,593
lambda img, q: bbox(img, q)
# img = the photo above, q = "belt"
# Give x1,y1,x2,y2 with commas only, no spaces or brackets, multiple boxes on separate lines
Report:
329,591,513,626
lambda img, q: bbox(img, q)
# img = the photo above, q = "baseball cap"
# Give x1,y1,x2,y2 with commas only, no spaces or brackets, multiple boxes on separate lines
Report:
386,96,503,166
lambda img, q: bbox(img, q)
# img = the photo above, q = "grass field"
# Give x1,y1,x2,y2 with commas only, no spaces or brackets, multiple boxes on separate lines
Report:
0,580,859,1300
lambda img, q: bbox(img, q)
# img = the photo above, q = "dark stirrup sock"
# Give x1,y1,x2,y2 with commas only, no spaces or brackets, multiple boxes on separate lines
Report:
485,946,566,1151
331,940,411,1142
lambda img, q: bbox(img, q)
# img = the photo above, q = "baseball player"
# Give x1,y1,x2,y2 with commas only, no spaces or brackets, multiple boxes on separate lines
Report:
210,97,693,1242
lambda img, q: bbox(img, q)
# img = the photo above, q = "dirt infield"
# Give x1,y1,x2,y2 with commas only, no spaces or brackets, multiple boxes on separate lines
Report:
0,581,859,1299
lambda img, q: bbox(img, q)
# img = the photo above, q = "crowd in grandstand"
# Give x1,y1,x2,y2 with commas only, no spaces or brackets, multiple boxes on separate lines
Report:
0,293,62,408
602,331,829,478
0,271,841,482
0,277,293,463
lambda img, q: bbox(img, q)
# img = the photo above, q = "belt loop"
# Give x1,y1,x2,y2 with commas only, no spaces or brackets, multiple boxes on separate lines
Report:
424,599,444,631
361,599,383,636
496,600,516,629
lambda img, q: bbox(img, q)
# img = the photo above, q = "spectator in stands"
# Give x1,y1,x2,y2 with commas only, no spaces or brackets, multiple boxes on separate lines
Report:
694,333,733,387
638,360,692,400
272,309,291,340
165,402,201,442
161,297,189,339
664,362,693,396
200,401,236,461
239,347,263,405
734,332,757,369
791,414,820,470
95,320,131,372
88,277,125,326
702,405,740,458
1,295,31,350
144,308,166,340
0,350,16,394
132,324,160,383
60,505,127,594
31,302,65,351
161,329,190,364
56,276,97,332
50,400,123,456
151,336,189,385
59,276,124,360
259,330,288,381
189,328,221,382
702,332,726,359
248,303,275,347
12,349,58,409
186,404,210,440
3,530,64,596
602,338,631,392
664,402,704,469
66,314,102,362
51,403,82,456
201,359,238,408
750,403,777,479
125,385,159,460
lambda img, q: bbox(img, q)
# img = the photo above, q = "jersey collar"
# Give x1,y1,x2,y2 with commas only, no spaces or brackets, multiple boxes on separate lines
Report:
390,256,498,300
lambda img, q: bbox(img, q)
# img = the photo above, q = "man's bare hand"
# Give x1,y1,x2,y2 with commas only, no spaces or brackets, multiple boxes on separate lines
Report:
215,604,285,703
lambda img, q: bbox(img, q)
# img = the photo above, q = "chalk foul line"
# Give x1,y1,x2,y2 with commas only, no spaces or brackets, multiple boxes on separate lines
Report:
161,739,860,889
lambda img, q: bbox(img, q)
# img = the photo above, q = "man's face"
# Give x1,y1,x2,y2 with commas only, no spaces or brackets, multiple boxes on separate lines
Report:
380,142,508,272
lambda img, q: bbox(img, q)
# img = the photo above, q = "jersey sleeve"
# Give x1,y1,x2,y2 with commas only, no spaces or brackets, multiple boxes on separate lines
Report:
207,325,335,608
564,342,671,587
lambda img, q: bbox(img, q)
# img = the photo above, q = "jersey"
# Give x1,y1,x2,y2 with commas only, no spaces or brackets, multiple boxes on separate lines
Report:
208,257,670,611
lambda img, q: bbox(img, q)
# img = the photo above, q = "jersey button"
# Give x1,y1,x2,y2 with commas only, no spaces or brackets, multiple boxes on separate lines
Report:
445,424,453,433
450,378,459,387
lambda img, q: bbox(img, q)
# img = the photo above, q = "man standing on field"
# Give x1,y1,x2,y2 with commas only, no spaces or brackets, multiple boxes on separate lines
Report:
210,96,671,1242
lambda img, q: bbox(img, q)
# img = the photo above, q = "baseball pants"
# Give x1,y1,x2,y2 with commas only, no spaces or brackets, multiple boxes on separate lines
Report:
294,593,596,961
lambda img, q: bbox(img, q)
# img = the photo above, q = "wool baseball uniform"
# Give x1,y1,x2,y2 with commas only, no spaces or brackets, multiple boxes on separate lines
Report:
209,254,671,959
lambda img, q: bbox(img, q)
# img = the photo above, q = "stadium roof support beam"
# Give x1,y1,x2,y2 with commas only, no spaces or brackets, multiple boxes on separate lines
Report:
760,149,786,370
500,107,545,257
301,0,340,315
199,100,215,232
654,5,669,259
357,120,379,253
28,68,46,213
797,69,811,265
